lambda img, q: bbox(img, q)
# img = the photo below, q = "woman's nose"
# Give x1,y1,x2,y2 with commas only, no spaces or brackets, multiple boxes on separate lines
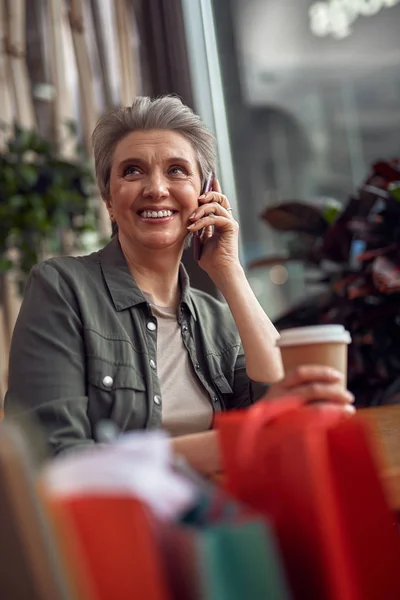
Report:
142,174,169,199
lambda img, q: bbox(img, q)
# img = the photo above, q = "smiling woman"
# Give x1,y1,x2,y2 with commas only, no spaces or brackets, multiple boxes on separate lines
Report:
4,96,354,473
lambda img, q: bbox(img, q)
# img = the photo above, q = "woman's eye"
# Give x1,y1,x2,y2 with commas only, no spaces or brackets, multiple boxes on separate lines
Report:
124,166,140,176
169,166,186,176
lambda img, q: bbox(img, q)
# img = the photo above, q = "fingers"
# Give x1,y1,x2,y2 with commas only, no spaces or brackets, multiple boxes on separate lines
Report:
196,225,213,244
281,365,344,388
198,190,231,212
189,202,232,222
202,225,214,241
187,214,236,233
285,382,354,405
306,403,356,416
266,364,356,411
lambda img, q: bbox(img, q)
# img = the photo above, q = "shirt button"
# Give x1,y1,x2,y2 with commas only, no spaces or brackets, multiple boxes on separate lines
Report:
149,359,156,369
153,395,161,406
147,321,156,331
102,375,113,388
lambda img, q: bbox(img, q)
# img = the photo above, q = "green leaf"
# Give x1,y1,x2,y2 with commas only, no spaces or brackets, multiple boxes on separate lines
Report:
389,182,400,202
0,257,14,272
2,164,19,193
323,205,342,224
52,211,69,228
20,164,39,187
9,194,25,209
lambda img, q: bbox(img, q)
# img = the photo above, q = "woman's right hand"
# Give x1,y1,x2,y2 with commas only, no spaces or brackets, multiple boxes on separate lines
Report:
171,431,221,476
265,365,355,414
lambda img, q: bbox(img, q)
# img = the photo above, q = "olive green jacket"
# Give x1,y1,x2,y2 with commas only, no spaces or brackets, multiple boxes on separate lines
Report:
5,237,267,455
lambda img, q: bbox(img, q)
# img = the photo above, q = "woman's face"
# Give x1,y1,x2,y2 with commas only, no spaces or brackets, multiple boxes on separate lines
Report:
108,129,202,252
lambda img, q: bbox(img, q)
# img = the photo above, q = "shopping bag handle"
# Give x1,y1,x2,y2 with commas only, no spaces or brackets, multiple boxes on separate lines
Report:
238,396,347,472
238,395,306,468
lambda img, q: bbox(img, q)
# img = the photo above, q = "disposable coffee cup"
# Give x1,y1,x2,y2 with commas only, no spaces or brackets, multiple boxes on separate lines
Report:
277,325,351,383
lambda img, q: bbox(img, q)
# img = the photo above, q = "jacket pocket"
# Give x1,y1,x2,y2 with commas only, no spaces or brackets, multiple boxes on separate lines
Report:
87,358,147,432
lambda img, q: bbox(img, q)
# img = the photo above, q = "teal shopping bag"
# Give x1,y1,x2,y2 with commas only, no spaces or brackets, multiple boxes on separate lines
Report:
159,460,291,600
196,519,291,600
159,506,291,599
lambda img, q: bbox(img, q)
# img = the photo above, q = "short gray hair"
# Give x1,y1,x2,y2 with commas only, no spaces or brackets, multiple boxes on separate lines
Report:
92,95,217,203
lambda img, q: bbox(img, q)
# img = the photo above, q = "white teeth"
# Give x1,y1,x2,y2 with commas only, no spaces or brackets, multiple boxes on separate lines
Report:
140,210,174,218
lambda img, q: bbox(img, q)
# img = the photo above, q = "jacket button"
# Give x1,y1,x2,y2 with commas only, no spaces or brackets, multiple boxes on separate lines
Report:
213,396,219,404
147,322,156,331
149,359,156,369
153,395,161,406
182,323,188,332
102,375,113,388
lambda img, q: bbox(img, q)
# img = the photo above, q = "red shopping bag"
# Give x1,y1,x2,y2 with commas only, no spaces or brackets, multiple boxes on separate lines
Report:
49,495,171,600
216,398,400,600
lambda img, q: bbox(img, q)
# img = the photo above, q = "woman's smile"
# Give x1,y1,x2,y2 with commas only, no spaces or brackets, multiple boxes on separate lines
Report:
137,207,178,223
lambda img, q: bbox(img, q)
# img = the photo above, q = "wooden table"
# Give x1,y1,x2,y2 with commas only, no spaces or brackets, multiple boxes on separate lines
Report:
358,406,400,511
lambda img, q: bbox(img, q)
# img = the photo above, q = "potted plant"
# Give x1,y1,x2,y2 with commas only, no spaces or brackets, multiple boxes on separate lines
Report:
0,123,97,291
252,159,400,407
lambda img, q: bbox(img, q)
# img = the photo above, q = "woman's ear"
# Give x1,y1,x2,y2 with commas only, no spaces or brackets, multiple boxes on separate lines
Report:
105,199,115,221
104,199,117,236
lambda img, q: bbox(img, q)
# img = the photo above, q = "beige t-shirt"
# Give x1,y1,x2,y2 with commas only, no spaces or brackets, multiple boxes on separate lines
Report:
143,293,213,437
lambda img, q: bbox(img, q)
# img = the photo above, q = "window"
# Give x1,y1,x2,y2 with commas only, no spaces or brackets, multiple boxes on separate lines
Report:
212,0,400,318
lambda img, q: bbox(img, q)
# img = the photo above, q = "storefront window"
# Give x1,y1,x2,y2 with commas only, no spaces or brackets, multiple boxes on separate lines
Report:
212,0,400,318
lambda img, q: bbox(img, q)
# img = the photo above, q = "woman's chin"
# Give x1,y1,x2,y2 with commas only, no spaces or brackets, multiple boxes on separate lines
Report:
139,233,186,252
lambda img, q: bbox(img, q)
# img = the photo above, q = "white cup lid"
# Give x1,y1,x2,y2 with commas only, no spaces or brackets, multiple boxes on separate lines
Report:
277,325,351,347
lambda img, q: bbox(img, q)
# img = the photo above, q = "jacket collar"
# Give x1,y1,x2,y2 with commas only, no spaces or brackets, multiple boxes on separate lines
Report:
179,261,197,321
99,236,197,320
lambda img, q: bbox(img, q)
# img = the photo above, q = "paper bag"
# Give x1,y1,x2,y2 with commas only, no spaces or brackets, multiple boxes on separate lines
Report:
216,398,400,600
50,495,171,600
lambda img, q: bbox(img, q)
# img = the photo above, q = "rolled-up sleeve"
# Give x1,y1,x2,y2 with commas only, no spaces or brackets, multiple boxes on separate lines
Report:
4,262,94,455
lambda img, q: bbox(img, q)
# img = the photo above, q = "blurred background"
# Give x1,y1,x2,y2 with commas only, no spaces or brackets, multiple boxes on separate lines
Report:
1,0,400,398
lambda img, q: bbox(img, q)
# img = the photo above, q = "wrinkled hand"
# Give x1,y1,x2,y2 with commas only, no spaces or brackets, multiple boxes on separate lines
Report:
266,365,355,415
187,179,240,277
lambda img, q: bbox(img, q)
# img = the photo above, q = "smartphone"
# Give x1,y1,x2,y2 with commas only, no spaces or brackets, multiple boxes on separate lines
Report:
193,173,213,261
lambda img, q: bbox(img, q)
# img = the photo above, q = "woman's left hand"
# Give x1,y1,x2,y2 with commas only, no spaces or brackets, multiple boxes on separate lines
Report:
265,365,355,415
187,179,240,277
